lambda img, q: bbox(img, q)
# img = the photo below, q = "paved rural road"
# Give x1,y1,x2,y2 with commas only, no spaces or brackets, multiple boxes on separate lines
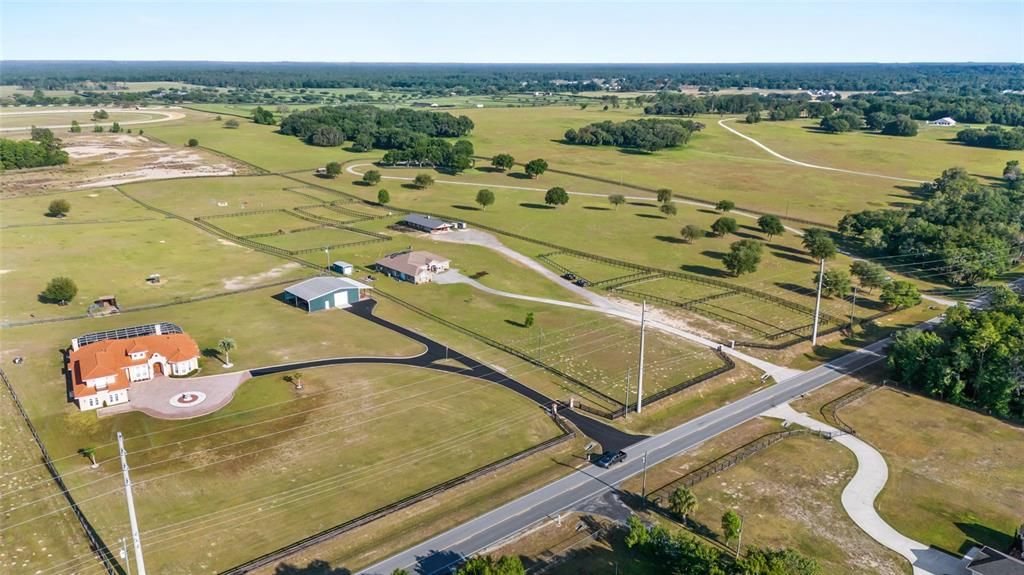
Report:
0,107,185,132
716,118,927,184
360,278,1024,575
357,337,891,575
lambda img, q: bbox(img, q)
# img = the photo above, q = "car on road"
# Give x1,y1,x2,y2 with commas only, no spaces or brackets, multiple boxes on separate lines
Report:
594,450,627,468
574,278,591,287
562,272,576,281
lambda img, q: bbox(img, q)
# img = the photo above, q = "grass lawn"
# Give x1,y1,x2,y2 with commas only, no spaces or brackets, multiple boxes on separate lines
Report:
0,216,311,323
0,187,158,226
9,361,561,573
203,210,315,236
627,419,909,575
254,226,380,252
841,387,1024,555
0,389,95,574
725,118,1021,182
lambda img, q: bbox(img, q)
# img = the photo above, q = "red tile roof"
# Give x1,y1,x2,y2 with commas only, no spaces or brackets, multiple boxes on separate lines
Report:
69,333,199,398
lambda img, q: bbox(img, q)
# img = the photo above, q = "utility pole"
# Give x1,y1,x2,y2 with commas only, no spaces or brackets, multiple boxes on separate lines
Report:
624,367,631,414
811,258,825,346
640,450,649,507
117,432,147,575
636,300,647,413
324,247,330,271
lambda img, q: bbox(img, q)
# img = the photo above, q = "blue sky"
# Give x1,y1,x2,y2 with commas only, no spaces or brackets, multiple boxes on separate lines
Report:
2,1,1021,62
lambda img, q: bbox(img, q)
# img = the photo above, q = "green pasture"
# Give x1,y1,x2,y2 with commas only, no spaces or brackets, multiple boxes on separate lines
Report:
301,171,912,322
254,226,376,252
845,388,1024,555
0,187,157,226
205,210,314,237
0,215,312,323
724,118,1020,182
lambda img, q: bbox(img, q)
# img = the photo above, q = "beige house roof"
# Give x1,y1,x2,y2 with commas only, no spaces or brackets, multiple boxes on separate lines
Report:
374,251,449,276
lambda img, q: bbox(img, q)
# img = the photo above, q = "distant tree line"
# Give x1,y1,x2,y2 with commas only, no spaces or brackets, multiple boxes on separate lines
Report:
0,127,69,170
563,119,702,151
643,90,1024,129
5,61,1022,94
889,287,1024,419
837,167,1024,285
379,139,475,171
279,104,473,143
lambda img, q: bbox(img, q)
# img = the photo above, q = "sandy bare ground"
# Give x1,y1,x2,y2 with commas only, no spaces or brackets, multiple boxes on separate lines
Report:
222,262,302,290
0,132,252,195
0,107,185,132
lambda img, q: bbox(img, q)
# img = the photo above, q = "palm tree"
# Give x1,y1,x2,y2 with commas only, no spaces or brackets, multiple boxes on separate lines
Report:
80,446,98,468
217,337,236,368
669,486,697,524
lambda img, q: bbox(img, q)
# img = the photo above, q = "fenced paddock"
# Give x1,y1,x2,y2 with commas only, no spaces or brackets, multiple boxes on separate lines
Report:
255,226,385,252
199,209,313,237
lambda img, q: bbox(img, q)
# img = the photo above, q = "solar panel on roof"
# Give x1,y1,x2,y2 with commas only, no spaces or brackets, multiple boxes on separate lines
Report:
75,322,183,347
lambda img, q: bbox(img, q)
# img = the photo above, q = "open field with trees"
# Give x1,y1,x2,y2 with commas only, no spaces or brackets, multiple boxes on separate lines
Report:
3,357,560,573
842,387,1024,555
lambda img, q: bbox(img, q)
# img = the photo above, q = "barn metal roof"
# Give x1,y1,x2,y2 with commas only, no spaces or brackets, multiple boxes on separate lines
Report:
284,276,372,302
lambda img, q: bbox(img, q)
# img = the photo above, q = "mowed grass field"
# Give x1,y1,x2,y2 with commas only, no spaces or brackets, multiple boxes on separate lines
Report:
723,118,1021,182
6,359,560,573
842,388,1024,555
0,196,312,323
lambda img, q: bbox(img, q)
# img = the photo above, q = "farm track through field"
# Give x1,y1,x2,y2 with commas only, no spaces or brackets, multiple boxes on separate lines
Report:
0,107,186,132
717,118,928,184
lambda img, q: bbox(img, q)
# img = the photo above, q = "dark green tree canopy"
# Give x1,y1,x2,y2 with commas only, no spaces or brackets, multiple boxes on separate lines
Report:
41,276,77,304
544,186,569,206
711,216,738,236
723,239,763,276
525,158,549,178
563,118,701,152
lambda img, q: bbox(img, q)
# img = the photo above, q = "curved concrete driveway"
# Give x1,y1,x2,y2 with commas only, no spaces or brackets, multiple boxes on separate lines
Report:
0,107,185,132
764,404,965,575
717,118,926,184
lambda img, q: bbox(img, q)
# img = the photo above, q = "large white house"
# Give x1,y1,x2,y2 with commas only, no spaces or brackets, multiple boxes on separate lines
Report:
68,325,200,411
931,117,957,126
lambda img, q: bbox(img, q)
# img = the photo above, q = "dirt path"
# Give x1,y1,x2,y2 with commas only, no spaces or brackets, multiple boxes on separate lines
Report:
428,229,800,380
0,107,185,132
717,118,927,184
763,404,967,575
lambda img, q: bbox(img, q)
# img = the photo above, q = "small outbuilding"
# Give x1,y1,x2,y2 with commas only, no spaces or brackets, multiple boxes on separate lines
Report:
931,117,957,126
282,277,373,312
330,261,354,275
400,214,466,234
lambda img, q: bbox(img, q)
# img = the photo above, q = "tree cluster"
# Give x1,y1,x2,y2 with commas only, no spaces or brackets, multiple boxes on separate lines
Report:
379,139,474,171
563,119,701,152
624,515,821,575
0,129,69,170
956,125,1024,150
888,286,1024,419
280,104,473,145
838,168,1024,285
